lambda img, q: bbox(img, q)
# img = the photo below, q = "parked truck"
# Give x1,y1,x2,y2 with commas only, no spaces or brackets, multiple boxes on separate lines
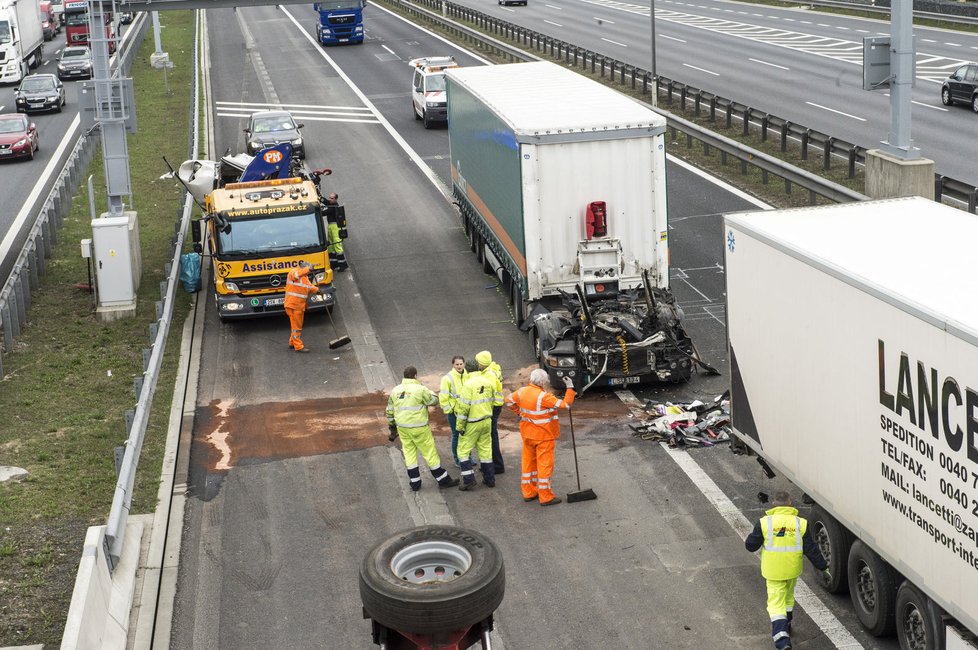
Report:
181,155,337,321
725,196,978,650
446,61,694,391
314,0,365,45
0,0,43,84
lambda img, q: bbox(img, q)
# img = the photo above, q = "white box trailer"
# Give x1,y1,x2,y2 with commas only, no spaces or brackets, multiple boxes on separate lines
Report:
725,196,978,649
446,62,695,390
0,0,44,83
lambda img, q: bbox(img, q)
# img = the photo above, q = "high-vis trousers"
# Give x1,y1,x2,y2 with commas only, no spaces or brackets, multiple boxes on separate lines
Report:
458,419,493,486
286,306,306,350
766,577,797,649
397,424,451,491
521,438,556,503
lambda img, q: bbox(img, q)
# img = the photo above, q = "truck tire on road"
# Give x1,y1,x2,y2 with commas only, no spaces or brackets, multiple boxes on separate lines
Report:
848,540,898,637
810,504,853,594
359,525,505,635
896,581,941,650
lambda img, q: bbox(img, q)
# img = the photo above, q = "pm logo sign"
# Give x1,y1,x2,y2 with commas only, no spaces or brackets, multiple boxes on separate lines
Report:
263,150,283,164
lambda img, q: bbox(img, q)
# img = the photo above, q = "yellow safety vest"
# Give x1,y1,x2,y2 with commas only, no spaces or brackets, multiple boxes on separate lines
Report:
386,379,436,429
759,506,807,580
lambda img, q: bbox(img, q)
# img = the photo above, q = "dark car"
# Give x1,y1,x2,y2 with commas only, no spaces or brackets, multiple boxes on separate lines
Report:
57,46,93,80
0,114,40,161
15,74,66,114
119,11,134,24
941,63,978,113
244,110,305,158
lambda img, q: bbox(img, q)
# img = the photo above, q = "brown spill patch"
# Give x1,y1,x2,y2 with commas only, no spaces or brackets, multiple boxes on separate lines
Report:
192,384,633,473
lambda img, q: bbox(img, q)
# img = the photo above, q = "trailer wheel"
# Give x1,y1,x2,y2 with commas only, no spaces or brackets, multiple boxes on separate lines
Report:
810,504,853,594
896,581,940,650
359,525,505,635
848,540,898,636
511,282,526,326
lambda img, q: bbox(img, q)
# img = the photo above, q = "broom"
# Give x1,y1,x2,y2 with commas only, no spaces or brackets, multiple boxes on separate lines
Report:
324,306,352,349
566,408,597,503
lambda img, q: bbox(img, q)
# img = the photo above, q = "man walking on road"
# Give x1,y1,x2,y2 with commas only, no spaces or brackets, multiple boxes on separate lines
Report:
386,367,460,492
475,350,505,474
455,360,498,491
505,369,575,506
284,260,319,353
324,192,348,272
439,355,467,467
744,491,829,650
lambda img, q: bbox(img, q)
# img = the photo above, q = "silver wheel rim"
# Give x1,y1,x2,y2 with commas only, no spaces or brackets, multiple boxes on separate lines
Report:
814,523,832,568
391,540,472,584
855,563,877,611
903,604,927,650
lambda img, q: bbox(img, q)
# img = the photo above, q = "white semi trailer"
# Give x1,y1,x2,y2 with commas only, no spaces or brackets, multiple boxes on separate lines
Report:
0,0,44,83
725,196,978,650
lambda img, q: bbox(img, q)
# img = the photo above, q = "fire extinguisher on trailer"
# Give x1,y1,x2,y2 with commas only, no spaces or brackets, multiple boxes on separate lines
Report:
586,201,607,239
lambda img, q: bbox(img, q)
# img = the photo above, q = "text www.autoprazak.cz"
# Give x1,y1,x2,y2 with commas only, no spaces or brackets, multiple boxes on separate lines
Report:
883,488,978,571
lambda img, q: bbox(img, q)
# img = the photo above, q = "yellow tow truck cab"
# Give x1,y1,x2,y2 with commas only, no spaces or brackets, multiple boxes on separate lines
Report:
198,177,335,320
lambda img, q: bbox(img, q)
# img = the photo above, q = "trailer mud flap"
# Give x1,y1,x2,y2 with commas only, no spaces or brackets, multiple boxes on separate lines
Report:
730,346,761,447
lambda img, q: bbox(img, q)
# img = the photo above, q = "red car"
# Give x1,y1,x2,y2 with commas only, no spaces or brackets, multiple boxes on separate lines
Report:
0,114,40,161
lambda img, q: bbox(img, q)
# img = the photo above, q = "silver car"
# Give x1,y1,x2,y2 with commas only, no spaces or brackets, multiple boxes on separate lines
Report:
244,110,305,159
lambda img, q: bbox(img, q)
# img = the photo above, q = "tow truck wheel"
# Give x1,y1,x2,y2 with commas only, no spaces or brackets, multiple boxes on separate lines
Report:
848,540,898,636
359,525,505,636
810,504,853,594
895,581,940,650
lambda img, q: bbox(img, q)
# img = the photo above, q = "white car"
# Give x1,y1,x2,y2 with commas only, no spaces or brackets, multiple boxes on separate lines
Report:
409,56,458,129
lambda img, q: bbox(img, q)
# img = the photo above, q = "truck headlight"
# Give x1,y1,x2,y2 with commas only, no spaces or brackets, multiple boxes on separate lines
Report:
222,281,239,292
322,28,331,35
314,272,325,283
309,293,325,303
545,356,576,368
354,26,363,32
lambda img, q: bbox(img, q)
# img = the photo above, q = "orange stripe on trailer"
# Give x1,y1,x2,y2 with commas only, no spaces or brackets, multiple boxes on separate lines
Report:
452,164,527,276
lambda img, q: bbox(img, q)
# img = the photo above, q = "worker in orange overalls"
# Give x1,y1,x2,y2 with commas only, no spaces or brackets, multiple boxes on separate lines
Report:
505,369,575,506
284,260,319,353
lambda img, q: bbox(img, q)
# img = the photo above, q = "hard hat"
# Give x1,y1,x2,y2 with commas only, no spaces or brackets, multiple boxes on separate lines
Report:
475,351,492,367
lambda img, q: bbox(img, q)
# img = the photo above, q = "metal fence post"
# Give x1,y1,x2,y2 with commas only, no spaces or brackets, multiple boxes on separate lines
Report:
823,137,834,171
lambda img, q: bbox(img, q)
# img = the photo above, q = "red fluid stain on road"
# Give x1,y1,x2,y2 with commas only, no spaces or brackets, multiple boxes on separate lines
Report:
193,385,630,473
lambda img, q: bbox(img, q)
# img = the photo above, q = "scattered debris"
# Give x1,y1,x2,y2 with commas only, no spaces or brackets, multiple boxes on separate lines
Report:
629,390,731,448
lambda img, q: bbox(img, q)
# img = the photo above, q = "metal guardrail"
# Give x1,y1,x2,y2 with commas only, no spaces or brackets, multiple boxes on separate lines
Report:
390,0,978,212
103,11,200,568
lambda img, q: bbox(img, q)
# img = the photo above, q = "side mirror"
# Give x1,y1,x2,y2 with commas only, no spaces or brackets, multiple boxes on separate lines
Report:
297,123,304,129
243,128,251,135
29,123,36,131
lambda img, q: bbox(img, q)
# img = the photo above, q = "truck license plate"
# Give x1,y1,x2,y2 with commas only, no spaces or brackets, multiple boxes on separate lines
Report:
608,376,641,386
264,297,284,306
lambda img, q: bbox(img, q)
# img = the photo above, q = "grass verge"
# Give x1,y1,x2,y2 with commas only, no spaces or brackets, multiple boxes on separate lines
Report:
0,11,196,646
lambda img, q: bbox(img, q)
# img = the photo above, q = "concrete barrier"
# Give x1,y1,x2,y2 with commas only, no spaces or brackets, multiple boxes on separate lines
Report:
60,520,144,650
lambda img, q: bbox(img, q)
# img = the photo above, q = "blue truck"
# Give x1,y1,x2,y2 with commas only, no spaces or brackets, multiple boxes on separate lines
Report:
314,0,365,45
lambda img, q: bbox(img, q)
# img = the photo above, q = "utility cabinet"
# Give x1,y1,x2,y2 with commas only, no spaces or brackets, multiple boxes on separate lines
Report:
92,212,141,313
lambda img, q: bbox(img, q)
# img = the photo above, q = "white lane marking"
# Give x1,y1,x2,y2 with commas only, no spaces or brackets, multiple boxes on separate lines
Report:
805,101,866,121
880,95,949,112
660,34,686,42
749,57,789,70
683,63,719,76
546,3,562,8
0,105,4,112
921,38,936,43
216,113,380,124
500,6,515,11
666,155,771,209
214,100,372,111
371,1,494,65
544,19,563,26
944,42,962,47
594,15,615,22
601,37,627,47
381,44,398,56
0,114,81,264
